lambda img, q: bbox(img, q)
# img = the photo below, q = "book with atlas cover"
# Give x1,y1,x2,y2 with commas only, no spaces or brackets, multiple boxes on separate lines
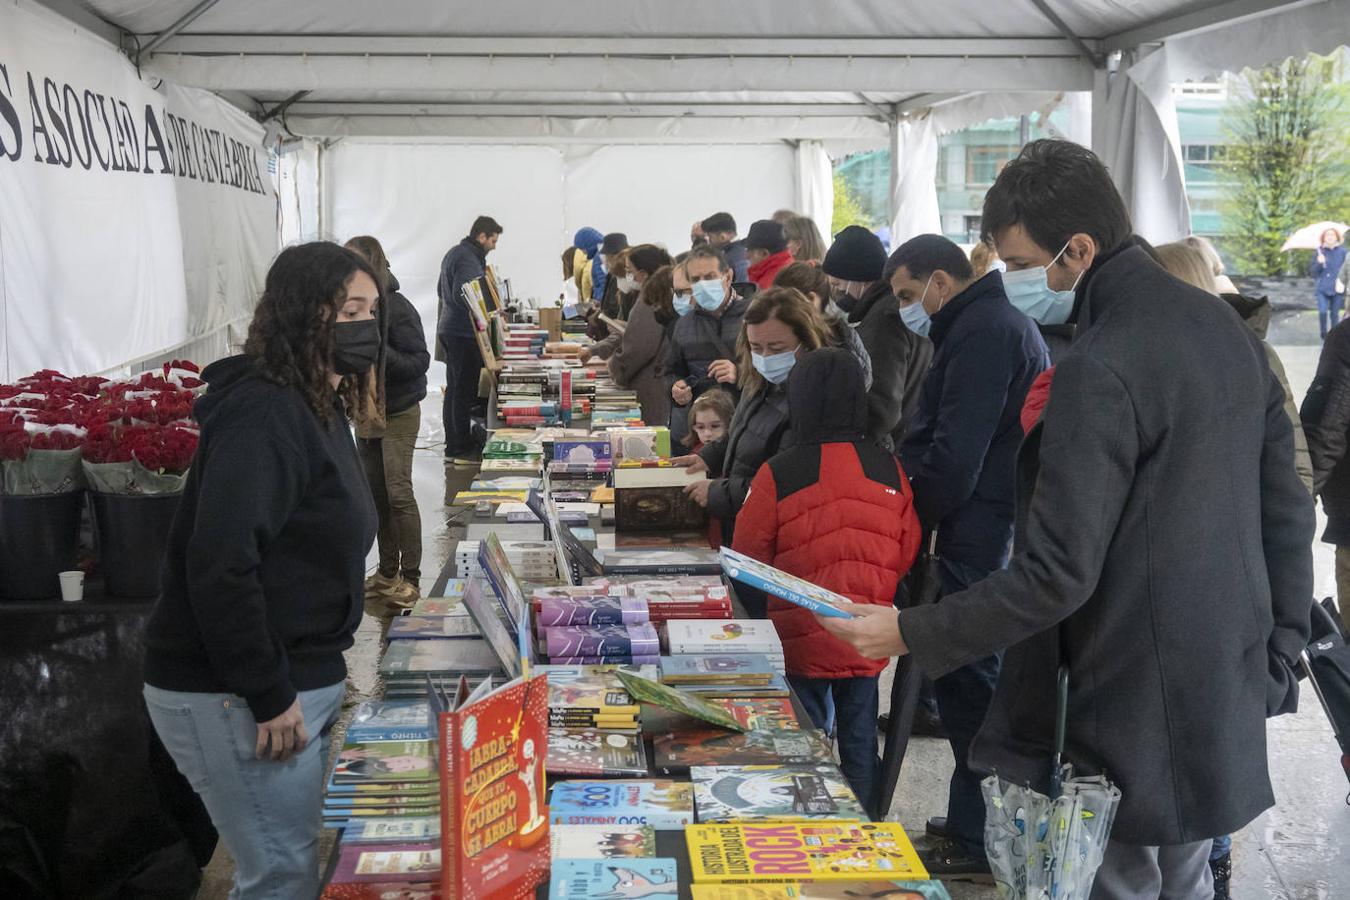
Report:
684,822,927,884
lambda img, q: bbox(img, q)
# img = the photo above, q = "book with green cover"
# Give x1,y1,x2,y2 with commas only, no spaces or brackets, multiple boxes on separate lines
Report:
614,670,747,733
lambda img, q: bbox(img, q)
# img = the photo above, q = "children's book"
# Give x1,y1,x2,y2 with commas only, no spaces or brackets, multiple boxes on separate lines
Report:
330,843,440,883
614,671,748,733
545,727,648,777
477,532,531,640
710,698,799,731
333,740,437,783
411,595,470,617
718,547,855,619
462,576,524,680
684,822,927,883
549,824,657,860
689,883,952,900
431,673,551,899
545,624,660,660
548,858,679,900
549,780,694,830
690,766,867,823
346,700,432,742
536,595,649,627
661,654,777,685
339,817,440,844
387,616,482,640
652,729,835,775
664,620,784,657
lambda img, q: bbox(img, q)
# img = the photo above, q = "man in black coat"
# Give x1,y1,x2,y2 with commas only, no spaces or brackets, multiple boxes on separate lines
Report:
890,234,1049,878
436,215,501,463
1302,315,1350,632
823,141,1314,900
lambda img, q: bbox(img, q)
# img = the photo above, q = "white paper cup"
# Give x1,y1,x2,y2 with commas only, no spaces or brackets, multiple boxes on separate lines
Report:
58,570,84,602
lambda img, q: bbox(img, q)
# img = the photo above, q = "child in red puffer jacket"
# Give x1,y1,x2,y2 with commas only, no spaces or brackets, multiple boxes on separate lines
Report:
732,348,921,812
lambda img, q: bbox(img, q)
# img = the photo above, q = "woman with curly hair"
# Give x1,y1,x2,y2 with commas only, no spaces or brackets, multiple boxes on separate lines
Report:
143,241,379,899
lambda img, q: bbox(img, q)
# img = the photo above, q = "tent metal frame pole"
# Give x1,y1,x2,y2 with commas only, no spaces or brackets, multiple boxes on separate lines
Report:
135,0,224,63
1101,0,1323,52
1027,0,1105,67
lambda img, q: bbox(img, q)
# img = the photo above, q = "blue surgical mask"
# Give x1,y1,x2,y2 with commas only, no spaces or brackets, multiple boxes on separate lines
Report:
1002,241,1083,326
899,275,935,337
672,294,693,317
692,279,726,312
752,347,800,384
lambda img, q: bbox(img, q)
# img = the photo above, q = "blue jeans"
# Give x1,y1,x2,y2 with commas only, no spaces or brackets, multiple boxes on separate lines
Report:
144,682,345,900
1319,291,1344,338
936,556,1004,859
790,674,881,814
1210,834,1232,861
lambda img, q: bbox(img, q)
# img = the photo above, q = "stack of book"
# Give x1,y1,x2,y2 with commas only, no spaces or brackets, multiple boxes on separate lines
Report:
595,576,734,622
323,842,441,894
550,779,694,830
377,638,504,698
660,652,792,701
500,325,548,360
548,858,679,900
322,734,439,828
689,765,867,823
541,622,660,666
499,399,592,427
454,539,557,581
666,619,786,675
683,822,929,886
614,461,709,534
606,425,671,461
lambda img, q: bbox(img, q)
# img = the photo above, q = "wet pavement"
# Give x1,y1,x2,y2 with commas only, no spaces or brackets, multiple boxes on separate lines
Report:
198,341,1350,897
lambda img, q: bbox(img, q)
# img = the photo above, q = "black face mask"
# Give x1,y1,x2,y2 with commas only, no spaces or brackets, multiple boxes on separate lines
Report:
833,288,859,314
333,319,380,376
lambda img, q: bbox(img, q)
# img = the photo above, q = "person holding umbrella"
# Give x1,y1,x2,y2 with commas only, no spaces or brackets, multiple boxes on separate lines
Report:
1312,227,1347,339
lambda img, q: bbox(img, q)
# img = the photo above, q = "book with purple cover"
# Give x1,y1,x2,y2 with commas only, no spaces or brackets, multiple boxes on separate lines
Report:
536,596,649,628
545,623,659,659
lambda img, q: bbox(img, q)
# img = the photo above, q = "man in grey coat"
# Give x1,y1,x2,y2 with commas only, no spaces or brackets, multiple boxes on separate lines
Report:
822,140,1313,900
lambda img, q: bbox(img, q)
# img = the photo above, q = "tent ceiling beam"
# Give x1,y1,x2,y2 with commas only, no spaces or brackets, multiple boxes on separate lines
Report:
1027,0,1105,67
853,92,896,122
35,0,126,47
134,0,222,63
281,115,891,142
260,90,311,122
145,35,1095,58
895,92,981,114
1101,0,1324,51
142,54,1094,93
281,102,882,118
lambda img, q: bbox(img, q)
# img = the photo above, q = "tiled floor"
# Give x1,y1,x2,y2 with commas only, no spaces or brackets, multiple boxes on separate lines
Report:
198,330,1350,897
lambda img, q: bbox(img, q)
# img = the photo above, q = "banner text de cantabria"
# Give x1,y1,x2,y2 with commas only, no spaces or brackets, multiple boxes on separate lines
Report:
0,62,268,196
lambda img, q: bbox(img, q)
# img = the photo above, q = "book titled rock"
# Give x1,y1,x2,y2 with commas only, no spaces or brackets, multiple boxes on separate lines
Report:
684,821,927,883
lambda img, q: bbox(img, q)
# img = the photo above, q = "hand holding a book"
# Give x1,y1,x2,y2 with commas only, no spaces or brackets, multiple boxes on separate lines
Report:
671,454,708,474
255,698,309,762
684,478,713,507
817,604,909,659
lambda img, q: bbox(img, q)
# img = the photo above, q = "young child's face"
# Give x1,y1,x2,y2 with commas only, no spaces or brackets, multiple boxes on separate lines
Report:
692,411,727,446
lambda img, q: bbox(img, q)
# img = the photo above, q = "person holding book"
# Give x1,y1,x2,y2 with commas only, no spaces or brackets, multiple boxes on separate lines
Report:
677,287,831,556
608,264,678,429
437,215,502,464
142,242,379,900
730,347,921,815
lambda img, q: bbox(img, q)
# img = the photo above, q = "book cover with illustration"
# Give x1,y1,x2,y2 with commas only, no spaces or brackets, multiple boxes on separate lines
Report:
665,620,784,655
710,699,799,731
548,858,679,900
462,577,525,680
549,824,657,860
330,843,440,884
614,480,709,533
652,729,834,775
333,740,438,783
690,766,866,823
549,780,694,830
388,616,482,641
346,700,432,742
597,548,721,576
321,883,443,899
684,822,927,884
542,671,640,718
718,548,856,619
340,816,441,845
689,883,952,900
545,624,660,660
433,674,550,899
661,655,777,685
411,597,468,618
537,595,650,628
614,671,748,733
379,639,504,677
546,728,648,777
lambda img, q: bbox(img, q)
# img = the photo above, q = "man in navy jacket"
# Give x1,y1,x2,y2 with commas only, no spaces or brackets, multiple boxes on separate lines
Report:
436,215,501,462
891,234,1049,877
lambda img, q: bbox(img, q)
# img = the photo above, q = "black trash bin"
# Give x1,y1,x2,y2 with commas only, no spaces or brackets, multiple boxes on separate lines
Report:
90,492,181,598
0,491,84,600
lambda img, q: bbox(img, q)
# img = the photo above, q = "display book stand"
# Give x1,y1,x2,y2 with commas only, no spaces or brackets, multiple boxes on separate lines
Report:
462,267,510,378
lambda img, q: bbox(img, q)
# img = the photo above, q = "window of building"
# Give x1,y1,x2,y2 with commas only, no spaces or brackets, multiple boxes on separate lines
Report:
966,146,1014,186
1183,144,1227,167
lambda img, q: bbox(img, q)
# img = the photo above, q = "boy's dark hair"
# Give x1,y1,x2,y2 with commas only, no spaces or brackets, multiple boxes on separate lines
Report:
627,244,673,276
701,212,737,235
773,261,832,305
981,139,1132,256
470,215,503,239
884,234,974,284
682,244,730,274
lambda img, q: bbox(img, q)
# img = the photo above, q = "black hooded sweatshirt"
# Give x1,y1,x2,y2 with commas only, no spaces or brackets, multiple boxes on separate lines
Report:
143,355,377,722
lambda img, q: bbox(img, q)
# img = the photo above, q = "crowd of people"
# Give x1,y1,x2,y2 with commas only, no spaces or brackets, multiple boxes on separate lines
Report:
137,139,1325,900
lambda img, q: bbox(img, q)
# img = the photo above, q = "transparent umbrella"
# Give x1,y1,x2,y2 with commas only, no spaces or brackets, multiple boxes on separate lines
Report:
981,669,1122,900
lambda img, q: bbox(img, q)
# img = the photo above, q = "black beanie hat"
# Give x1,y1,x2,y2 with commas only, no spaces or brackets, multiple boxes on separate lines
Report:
822,225,887,283
745,220,788,253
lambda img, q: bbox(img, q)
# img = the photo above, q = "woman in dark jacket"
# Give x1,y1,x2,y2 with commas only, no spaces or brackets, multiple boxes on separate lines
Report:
773,261,873,391
143,242,379,899
345,236,431,610
733,348,921,812
1312,227,1347,340
678,287,831,561
609,265,677,428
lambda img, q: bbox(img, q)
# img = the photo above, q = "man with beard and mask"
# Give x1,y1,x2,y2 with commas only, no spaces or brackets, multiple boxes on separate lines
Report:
437,215,501,464
820,141,1314,900
822,225,932,451
701,211,750,282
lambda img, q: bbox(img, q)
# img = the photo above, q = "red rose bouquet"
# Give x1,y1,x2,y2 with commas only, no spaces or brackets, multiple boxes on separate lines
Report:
83,422,198,495
0,420,85,495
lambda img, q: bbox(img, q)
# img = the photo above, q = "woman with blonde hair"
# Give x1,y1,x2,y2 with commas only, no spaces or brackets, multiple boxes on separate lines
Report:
784,215,827,263
678,287,831,571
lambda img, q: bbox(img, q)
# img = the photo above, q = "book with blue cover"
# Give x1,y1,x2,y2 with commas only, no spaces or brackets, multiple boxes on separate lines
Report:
718,547,855,619
660,654,777,685
345,699,431,742
549,779,694,830
548,858,679,900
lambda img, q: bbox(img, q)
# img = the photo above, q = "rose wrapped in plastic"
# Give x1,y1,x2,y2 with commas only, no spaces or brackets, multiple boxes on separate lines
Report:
82,422,198,495
0,422,85,495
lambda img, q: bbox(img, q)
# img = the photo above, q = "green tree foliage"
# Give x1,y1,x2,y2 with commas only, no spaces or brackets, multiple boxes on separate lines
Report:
832,170,876,232
1221,54,1350,276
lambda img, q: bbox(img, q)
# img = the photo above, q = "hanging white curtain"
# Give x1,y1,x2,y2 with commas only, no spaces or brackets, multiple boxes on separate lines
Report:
888,114,942,246
1092,47,1191,244
794,140,834,241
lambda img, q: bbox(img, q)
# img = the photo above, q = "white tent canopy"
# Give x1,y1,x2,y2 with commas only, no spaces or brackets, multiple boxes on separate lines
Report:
9,0,1350,375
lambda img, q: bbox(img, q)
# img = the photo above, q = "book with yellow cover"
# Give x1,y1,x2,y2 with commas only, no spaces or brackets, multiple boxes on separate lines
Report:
684,821,927,884
690,882,952,900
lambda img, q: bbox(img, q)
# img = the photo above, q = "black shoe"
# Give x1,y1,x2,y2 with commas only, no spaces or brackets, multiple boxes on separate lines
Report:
877,713,889,733
925,817,953,840
1210,852,1231,900
919,838,993,882
912,707,948,739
